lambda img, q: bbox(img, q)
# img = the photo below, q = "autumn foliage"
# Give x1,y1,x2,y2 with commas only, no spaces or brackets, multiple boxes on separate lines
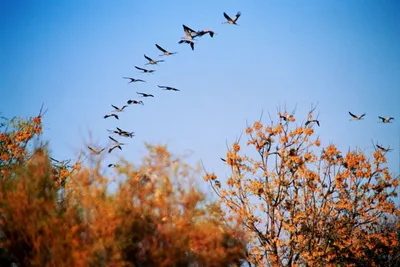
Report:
205,110,400,266
0,114,246,266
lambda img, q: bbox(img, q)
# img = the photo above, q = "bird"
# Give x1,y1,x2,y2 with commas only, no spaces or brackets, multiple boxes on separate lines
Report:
223,12,241,25
349,112,366,121
305,119,320,127
111,104,128,112
137,92,154,98
104,113,119,120
378,116,394,123
158,85,180,91
155,44,177,56
108,136,125,153
135,66,155,74
194,29,216,38
88,146,105,155
178,39,195,51
108,163,120,168
108,127,134,138
144,54,164,65
123,77,146,83
376,144,393,152
127,99,144,105
181,24,198,41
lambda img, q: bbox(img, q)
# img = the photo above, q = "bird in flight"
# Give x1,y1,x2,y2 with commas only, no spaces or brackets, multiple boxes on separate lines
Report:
137,92,154,98
111,104,128,112
135,66,155,74
88,146,105,155
305,119,320,127
349,112,366,121
378,116,394,123
158,85,180,91
223,12,241,25
108,127,134,138
123,77,146,83
144,54,165,65
155,44,177,56
181,24,198,41
108,136,125,153
178,39,195,51
194,29,216,38
127,99,144,105
376,144,393,153
104,113,119,120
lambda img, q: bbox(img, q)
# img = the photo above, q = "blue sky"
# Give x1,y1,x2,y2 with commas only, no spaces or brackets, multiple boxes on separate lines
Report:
1,0,399,196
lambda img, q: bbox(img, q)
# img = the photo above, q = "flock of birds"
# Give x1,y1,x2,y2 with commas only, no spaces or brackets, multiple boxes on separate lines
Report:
85,12,243,167
347,112,395,152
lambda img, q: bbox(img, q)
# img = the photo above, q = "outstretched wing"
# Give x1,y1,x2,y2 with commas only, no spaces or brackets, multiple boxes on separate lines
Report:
135,66,145,71
144,54,152,62
223,12,232,21
348,111,357,118
233,12,241,22
111,105,118,110
155,44,167,53
109,136,118,143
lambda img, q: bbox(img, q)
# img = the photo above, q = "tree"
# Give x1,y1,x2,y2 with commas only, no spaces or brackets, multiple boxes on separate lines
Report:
0,112,247,266
204,108,400,266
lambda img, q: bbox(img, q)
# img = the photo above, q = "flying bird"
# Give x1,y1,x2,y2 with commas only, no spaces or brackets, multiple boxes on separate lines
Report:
194,29,216,38
108,127,134,138
178,39,195,51
123,77,146,83
181,24,198,41
155,44,177,56
127,99,144,105
305,119,320,127
349,112,366,121
137,92,154,98
135,66,155,74
158,85,180,91
378,116,394,123
376,144,393,152
144,54,164,65
108,136,125,153
88,146,105,155
111,104,128,112
223,12,241,25
104,113,119,120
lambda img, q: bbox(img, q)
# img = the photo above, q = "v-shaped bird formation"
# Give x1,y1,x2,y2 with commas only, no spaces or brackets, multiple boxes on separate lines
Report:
88,11,243,166
84,10,395,168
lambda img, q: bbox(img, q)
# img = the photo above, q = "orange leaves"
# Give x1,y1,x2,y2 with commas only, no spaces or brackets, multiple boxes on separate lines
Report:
208,109,400,266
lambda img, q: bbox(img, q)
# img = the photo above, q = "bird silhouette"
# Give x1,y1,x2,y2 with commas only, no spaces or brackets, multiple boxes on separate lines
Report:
137,92,154,98
155,44,177,56
223,12,241,25
123,77,146,83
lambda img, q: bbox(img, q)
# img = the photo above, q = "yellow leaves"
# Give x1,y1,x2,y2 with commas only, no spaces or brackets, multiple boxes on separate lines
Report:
245,126,253,134
273,124,283,134
314,139,321,147
253,121,263,131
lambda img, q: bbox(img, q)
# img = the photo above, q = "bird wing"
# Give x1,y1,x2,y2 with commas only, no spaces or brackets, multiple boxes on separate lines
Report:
88,146,98,154
378,116,385,120
109,136,118,143
223,12,232,21
135,66,145,71
233,12,241,22
183,24,196,33
360,113,366,118
156,44,167,53
348,111,357,118
111,105,118,110
123,77,132,80
144,54,153,62
376,145,384,150
158,85,166,88
137,79,146,82
137,92,144,96
190,42,194,50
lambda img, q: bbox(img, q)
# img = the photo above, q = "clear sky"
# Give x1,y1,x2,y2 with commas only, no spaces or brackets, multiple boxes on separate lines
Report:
1,0,399,196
